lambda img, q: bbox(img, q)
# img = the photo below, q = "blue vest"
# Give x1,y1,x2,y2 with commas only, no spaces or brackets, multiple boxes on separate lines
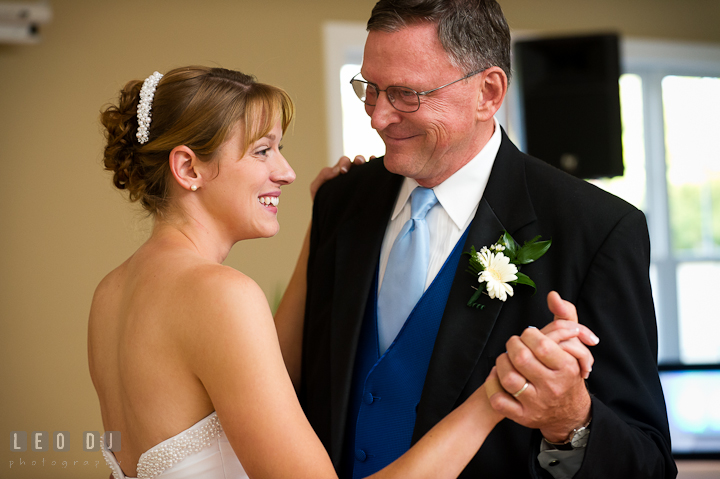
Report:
344,228,470,478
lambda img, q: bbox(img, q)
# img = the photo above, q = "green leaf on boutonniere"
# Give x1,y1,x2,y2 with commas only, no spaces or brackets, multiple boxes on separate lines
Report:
515,236,552,265
514,272,536,290
499,231,518,260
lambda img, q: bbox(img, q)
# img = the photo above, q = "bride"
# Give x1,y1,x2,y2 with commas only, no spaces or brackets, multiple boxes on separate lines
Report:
89,66,590,479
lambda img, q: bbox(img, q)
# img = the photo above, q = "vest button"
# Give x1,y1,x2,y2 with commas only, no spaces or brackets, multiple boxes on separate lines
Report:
363,393,374,405
355,449,367,462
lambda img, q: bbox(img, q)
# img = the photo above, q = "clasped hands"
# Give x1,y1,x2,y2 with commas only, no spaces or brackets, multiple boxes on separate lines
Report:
485,291,599,443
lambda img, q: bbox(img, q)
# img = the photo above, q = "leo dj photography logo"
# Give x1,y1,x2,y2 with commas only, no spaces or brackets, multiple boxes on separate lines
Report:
8,430,121,471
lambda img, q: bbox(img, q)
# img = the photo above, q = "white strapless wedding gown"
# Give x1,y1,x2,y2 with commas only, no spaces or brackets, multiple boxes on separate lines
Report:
101,412,248,479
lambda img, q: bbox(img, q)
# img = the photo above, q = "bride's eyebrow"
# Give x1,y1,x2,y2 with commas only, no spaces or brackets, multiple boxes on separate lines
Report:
263,133,282,143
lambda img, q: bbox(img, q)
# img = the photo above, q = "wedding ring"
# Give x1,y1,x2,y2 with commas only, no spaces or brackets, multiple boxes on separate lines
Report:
513,381,530,398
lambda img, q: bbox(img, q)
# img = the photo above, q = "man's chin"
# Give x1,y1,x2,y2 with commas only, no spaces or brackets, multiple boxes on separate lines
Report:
382,153,404,174
383,153,420,178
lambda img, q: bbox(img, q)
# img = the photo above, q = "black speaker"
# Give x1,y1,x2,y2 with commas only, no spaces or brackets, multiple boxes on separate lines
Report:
515,34,624,179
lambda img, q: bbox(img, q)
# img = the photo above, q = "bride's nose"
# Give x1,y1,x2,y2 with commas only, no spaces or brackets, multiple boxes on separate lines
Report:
272,154,296,185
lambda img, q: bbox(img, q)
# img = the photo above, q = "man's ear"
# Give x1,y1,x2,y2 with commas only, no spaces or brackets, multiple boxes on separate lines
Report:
169,145,202,192
476,66,508,122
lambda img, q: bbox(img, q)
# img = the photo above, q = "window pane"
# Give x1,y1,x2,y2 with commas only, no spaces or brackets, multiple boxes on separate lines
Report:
340,64,386,159
589,74,646,210
662,76,720,255
677,262,720,364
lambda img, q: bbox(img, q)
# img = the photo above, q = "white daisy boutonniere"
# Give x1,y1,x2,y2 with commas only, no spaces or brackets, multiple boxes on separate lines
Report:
465,231,551,308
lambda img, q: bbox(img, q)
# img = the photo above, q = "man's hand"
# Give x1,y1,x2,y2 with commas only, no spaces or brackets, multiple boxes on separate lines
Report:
545,291,598,380
310,155,373,200
487,291,598,443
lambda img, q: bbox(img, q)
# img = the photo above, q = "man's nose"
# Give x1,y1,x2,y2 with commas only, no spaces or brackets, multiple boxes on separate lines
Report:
369,90,402,131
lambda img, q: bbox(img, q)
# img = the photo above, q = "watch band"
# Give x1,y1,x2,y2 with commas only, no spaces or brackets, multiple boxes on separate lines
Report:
545,418,592,450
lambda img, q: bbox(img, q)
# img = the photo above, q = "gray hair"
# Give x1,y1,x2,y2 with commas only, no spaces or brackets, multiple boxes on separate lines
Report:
367,0,512,83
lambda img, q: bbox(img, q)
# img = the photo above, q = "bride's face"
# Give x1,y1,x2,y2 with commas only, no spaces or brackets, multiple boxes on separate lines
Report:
204,120,295,241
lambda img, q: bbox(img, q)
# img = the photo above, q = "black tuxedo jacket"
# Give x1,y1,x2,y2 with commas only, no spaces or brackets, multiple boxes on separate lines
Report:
301,132,676,478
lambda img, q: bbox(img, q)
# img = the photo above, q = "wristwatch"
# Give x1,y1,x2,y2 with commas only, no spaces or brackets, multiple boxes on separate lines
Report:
546,419,591,450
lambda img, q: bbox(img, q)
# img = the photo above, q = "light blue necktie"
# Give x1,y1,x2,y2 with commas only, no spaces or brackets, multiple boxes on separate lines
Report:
377,187,438,354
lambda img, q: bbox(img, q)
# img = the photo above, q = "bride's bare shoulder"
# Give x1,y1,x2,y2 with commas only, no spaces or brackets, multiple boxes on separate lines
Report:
177,262,273,333
173,263,278,368
89,259,130,322
191,263,268,308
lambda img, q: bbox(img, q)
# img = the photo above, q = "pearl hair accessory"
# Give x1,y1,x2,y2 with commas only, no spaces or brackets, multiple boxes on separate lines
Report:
190,185,198,191
136,71,164,144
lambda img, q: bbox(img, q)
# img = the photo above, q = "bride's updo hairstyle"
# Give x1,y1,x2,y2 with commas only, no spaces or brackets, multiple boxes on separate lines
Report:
100,66,294,216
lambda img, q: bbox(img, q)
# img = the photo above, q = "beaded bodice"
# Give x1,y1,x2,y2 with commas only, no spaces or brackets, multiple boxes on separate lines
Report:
101,412,246,479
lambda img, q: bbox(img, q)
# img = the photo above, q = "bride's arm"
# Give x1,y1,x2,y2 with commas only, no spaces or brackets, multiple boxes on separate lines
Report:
180,268,336,478
180,267,587,479
273,155,367,387
273,224,310,388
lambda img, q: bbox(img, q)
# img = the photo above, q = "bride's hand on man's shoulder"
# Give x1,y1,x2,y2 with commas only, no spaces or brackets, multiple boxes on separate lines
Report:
310,155,375,200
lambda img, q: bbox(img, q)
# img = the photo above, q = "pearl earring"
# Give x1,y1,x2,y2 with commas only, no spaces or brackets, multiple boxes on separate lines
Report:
190,185,198,192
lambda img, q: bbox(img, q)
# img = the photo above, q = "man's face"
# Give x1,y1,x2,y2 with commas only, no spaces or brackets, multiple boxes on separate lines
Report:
361,22,487,187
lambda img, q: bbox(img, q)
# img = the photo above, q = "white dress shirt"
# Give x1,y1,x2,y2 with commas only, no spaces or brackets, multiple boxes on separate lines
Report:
378,119,502,293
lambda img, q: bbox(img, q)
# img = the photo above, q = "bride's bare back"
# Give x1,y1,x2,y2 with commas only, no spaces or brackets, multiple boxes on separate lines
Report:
89,232,219,475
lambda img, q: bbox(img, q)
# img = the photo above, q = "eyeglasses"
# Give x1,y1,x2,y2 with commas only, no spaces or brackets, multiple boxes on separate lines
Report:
350,69,485,113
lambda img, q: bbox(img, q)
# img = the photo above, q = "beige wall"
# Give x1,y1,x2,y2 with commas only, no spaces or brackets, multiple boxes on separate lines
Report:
1,1,719,477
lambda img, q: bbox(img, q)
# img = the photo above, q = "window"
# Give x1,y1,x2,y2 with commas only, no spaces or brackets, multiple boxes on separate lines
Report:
324,24,720,364
660,75,720,363
613,40,720,364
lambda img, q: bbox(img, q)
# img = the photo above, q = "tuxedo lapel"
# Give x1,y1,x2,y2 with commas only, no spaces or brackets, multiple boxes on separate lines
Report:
329,163,403,457
414,132,537,438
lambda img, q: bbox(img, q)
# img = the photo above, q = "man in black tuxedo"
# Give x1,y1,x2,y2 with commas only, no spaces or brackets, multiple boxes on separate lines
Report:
301,1,676,477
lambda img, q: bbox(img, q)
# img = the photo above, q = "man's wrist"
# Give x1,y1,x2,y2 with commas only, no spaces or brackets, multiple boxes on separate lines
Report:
543,417,592,449
541,390,592,443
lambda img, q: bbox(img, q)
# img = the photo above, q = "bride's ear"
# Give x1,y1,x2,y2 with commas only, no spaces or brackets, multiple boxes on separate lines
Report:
169,145,203,192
